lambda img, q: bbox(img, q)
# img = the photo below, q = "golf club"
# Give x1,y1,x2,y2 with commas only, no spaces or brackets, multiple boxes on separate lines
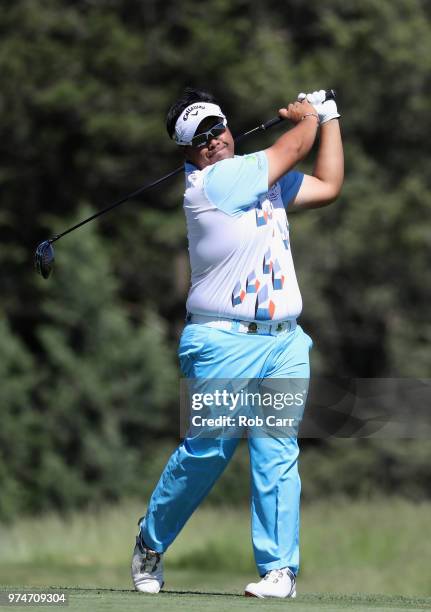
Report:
35,89,336,279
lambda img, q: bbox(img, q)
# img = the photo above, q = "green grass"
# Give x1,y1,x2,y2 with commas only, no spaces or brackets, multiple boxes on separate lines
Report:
0,589,430,612
0,498,430,605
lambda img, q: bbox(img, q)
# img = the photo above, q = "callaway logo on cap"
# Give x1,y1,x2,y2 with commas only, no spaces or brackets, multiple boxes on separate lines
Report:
174,102,227,146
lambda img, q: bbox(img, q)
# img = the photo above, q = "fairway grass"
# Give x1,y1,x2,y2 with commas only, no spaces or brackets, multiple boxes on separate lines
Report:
0,498,430,602
0,588,430,612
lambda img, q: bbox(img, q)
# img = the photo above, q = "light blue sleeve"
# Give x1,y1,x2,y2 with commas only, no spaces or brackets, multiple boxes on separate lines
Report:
203,151,269,216
278,171,304,209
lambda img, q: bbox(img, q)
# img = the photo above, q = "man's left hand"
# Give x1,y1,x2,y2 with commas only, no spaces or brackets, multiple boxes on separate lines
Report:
298,90,340,124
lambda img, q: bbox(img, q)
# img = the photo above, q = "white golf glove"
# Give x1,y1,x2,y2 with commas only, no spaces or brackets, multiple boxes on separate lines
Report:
298,90,340,124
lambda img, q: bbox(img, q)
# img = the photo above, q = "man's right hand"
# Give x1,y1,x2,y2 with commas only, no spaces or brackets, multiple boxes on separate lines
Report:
265,98,320,187
278,99,319,124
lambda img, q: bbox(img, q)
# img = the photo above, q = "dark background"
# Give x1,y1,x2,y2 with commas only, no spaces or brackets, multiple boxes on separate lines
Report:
1,0,430,520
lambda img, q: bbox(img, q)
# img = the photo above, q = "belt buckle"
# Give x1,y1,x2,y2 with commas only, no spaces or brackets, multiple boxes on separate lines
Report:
274,321,291,334
247,322,258,334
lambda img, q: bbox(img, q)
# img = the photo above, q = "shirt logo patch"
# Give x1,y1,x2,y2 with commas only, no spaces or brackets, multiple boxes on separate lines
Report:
268,183,281,203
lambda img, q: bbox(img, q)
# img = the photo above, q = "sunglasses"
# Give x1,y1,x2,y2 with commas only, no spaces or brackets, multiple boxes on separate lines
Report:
190,121,227,148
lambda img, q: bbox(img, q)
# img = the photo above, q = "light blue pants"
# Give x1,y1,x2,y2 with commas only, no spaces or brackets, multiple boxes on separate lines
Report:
140,322,312,575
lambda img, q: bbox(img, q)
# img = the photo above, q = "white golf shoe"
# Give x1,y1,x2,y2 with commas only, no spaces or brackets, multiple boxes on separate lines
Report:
131,534,164,594
244,567,296,598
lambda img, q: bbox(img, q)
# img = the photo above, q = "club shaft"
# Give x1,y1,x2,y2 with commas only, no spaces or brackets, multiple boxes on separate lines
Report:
236,89,336,142
50,165,184,243
47,89,336,243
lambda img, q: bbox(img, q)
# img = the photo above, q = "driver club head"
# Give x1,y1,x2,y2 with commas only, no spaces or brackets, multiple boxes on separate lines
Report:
35,240,55,279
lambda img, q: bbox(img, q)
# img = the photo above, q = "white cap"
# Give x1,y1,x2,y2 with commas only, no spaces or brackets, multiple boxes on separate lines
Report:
173,102,227,145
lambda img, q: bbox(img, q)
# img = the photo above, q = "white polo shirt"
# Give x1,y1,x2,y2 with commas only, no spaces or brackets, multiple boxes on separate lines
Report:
183,151,304,323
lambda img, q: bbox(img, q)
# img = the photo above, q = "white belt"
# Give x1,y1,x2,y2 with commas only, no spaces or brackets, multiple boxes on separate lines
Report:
187,313,297,336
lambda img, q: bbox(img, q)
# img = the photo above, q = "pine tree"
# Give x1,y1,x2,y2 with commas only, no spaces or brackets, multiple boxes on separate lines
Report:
34,207,178,511
0,318,37,520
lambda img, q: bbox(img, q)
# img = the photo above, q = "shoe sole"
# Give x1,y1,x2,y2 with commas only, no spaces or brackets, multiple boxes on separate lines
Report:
244,590,263,599
134,580,164,594
244,588,296,599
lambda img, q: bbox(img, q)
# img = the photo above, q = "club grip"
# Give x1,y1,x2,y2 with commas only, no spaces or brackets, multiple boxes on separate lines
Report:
262,89,336,130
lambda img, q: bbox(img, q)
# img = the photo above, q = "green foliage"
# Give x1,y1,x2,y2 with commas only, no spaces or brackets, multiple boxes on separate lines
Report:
0,0,430,516
32,208,177,513
0,209,177,519
0,318,37,519
300,439,431,501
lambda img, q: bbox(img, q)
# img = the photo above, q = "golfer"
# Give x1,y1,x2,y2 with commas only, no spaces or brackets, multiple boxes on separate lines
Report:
131,87,344,598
